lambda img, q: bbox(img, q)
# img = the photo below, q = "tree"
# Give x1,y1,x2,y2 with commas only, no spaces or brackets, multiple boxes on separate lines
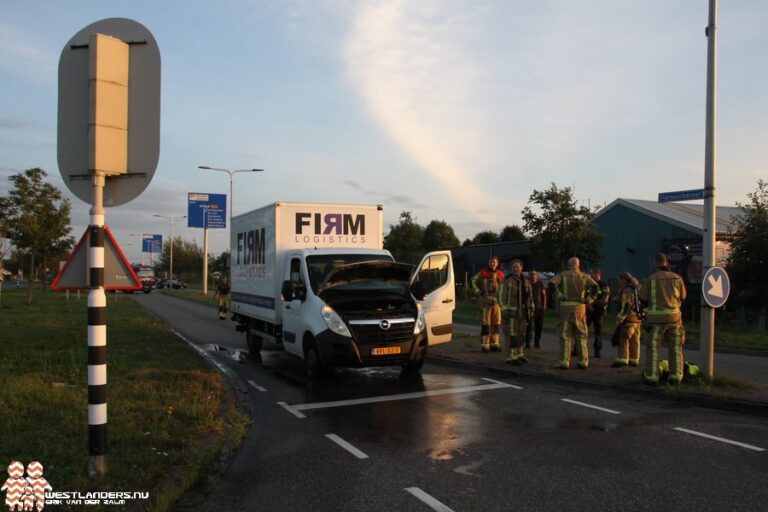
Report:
423,220,460,252
0,168,74,304
472,230,500,245
499,224,526,242
209,250,230,277
727,179,768,329
383,211,424,264
521,183,604,270
157,236,204,281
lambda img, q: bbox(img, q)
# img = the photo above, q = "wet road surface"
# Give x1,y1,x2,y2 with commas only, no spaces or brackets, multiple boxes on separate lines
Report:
134,293,768,512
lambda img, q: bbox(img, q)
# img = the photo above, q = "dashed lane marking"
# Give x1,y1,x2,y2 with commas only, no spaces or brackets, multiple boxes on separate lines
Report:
561,398,622,415
325,434,369,459
248,380,267,392
674,427,765,452
405,487,455,512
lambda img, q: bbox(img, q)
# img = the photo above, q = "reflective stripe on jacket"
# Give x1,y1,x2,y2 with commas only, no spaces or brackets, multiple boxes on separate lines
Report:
471,267,505,303
550,269,599,314
638,269,687,324
499,275,534,319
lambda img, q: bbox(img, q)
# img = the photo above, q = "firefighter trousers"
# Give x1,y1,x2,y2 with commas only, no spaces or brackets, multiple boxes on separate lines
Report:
480,303,502,349
616,323,641,365
558,311,589,368
642,321,686,383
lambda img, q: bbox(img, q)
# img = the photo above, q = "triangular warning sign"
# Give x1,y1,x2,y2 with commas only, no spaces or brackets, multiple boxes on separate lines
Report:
51,225,142,291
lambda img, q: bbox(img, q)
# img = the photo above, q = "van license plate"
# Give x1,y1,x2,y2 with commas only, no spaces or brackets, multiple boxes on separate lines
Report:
372,346,401,356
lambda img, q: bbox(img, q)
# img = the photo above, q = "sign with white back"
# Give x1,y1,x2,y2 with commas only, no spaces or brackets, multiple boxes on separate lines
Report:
58,18,161,206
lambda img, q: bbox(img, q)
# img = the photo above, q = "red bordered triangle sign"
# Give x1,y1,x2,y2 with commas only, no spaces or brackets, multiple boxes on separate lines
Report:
51,225,142,291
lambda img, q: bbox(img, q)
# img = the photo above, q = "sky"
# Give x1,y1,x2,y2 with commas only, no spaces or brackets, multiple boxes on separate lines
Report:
1,0,767,260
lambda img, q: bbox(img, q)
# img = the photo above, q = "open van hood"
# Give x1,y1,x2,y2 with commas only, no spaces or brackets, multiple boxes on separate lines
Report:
318,260,413,293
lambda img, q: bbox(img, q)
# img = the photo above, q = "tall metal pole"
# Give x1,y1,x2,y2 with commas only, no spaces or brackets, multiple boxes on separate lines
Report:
701,0,718,379
88,172,108,477
170,217,175,284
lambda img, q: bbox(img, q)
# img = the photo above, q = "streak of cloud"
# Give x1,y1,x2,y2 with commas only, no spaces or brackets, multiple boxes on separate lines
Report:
344,0,494,223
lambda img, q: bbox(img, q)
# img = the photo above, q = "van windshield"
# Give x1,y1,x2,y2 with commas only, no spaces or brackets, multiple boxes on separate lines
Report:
306,254,394,293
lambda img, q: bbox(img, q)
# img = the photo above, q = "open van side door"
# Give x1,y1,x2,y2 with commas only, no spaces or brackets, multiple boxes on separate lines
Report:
411,250,455,346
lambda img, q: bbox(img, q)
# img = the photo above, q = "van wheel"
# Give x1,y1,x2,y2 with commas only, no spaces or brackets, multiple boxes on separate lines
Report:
402,346,427,372
246,330,263,361
304,339,324,379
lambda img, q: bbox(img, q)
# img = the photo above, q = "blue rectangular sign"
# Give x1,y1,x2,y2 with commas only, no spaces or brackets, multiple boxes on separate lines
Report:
142,234,163,253
188,193,227,229
658,189,705,203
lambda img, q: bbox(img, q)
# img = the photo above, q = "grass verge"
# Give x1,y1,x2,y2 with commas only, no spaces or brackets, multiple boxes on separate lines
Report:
0,289,249,511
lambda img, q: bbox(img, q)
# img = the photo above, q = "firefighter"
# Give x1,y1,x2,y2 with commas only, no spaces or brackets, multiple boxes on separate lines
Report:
639,252,687,385
612,272,642,368
525,269,547,349
214,276,231,320
471,256,505,352
586,268,610,358
499,259,535,365
550,257,599,369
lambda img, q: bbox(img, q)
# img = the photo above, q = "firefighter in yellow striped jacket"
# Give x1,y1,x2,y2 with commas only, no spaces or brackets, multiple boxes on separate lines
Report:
498,259,535,365
612,272,642,368
549,257,599,369
638,253,687,385
471,256,505,352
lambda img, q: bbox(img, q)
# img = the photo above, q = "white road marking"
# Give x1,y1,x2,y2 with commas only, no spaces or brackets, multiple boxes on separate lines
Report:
674,427,765,452
277,401,306,419
481,377,523,389
405,487,455,512
561,398,622,415
247,380,267,392
286,381,517,417
325,434,369,459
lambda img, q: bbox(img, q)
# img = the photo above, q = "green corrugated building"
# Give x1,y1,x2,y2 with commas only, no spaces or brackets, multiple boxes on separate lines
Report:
593,198,738,284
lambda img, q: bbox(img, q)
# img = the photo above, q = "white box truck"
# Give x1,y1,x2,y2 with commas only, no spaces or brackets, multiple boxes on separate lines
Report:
230,202,455,376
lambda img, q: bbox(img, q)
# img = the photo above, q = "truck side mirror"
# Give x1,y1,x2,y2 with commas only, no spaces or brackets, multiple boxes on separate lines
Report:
281,280,293,301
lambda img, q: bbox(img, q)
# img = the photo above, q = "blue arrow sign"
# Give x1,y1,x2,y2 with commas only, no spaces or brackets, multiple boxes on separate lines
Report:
141,234,162,253
701,266,730,308
658,189,706,203
188,193,227,229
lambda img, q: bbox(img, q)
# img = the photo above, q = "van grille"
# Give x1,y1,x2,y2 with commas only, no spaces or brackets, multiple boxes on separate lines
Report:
349,320,415,344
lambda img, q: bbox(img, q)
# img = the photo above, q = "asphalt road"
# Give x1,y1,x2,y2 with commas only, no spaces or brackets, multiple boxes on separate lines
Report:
133,293,768,512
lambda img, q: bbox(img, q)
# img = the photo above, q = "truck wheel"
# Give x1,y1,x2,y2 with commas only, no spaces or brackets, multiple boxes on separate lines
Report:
304,339,325,379
246,330,263,361
402,346,427,372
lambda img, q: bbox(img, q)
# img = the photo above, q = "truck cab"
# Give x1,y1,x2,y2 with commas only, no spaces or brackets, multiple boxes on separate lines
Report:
252,248,454,376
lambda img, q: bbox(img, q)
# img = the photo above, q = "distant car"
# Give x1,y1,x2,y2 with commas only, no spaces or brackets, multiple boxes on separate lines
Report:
168,278,187,290
156,278,167,289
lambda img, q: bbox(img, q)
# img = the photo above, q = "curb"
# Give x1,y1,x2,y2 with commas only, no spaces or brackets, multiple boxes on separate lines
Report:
427,354,768,418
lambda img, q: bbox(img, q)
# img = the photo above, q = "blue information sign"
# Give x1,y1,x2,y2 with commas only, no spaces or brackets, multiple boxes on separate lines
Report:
188,193,227,229
141,234,163,254
658,189,705,203
702,266,730,308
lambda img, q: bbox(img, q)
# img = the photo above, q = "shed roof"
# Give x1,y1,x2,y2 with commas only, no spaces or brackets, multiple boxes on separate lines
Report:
594,198,740,235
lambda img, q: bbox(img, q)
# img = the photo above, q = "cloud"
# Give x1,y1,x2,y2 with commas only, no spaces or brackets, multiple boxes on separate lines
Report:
341,179,430,209
344,0,494,223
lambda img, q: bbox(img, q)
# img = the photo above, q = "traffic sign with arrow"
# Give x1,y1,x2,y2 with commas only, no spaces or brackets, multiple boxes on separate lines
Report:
701,266,730,308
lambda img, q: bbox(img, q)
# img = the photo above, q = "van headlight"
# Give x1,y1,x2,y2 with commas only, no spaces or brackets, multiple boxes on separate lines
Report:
321,305,352,337
413,305,426,334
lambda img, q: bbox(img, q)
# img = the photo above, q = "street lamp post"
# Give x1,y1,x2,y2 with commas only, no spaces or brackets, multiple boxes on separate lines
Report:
198,166,264,228
154,214,186,287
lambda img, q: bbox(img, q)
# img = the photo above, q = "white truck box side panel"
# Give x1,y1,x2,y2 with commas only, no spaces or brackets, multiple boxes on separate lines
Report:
231,204,280,324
